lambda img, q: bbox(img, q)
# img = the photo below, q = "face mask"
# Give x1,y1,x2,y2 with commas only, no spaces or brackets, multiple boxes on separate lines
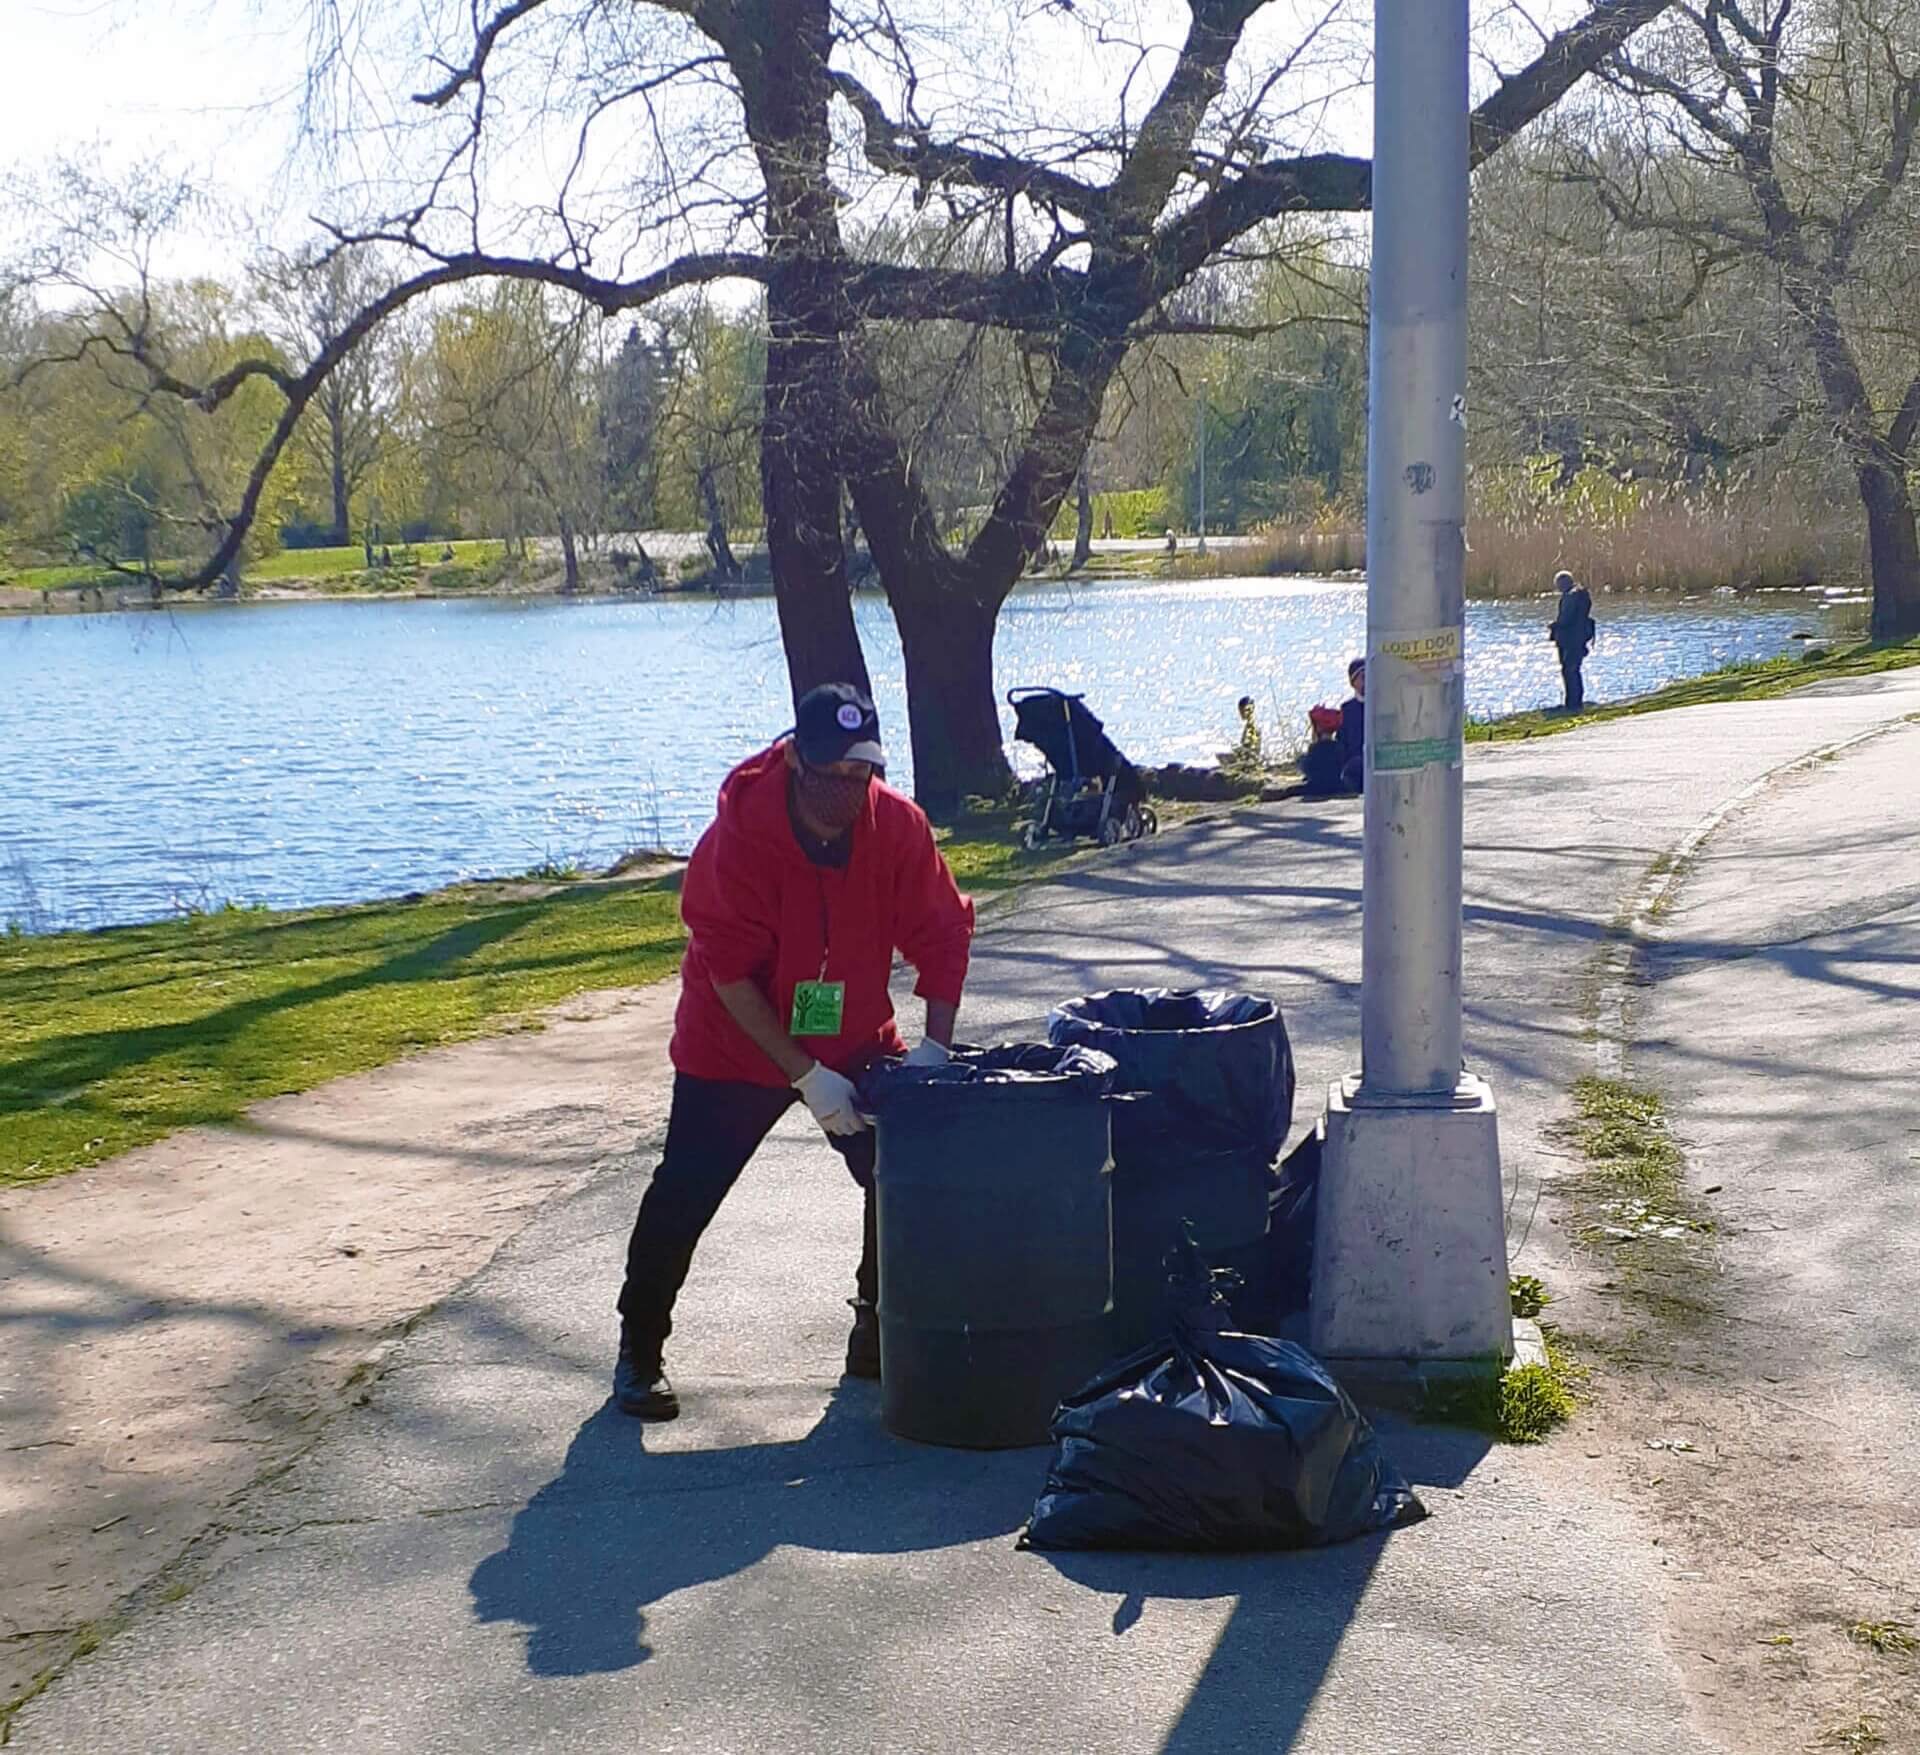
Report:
796,762,871,833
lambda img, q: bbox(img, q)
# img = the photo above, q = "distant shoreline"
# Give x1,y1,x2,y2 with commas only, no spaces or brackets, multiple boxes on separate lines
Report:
0,567,1864,619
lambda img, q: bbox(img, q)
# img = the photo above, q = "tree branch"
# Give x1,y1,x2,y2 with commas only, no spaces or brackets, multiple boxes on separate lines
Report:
829,71,1106,221
412,0,554,107
1472,0,1681,163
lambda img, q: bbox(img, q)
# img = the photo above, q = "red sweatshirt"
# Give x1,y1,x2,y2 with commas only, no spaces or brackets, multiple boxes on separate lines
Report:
669,740,976,1087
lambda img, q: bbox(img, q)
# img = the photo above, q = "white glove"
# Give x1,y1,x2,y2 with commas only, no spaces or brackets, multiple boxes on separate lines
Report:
903,1038,951,1068
793,1061,869,1136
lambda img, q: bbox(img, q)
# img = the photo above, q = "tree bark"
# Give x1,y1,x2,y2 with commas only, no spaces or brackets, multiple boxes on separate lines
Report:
698,464,742,579
725,0,871,707
1071,464,1093,571
558,515,581,593
889,580,1008,818
1860,461,1920,641
1797,289,1920,642
329,400,350,546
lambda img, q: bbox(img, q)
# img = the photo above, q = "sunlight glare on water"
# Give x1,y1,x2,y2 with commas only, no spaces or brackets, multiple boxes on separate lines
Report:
0,577,1843,930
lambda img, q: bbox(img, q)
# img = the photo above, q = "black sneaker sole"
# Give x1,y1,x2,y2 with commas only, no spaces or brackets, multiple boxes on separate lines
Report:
615,1387,680,1420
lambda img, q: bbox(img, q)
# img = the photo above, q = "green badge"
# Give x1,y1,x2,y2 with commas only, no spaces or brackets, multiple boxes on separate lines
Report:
790,980,847,1038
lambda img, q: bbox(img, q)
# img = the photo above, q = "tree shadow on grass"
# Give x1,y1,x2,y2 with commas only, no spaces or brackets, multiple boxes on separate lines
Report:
0,885,676,1122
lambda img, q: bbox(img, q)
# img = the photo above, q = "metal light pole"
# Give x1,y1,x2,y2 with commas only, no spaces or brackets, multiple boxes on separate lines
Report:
1309,0,1511,1372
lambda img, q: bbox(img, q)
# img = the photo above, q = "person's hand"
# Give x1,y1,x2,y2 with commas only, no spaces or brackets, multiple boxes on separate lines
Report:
792,1061,869,1136
903,1038,951,1069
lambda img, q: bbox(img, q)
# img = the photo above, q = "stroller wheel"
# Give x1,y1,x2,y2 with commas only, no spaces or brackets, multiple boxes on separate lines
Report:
1098,815,1123,848
1123,804,1146,841
1022,821,1045,851
1138,805,1159,837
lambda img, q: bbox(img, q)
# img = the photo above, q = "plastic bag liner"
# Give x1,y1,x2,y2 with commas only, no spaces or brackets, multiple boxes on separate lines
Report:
1021,1244,1424,1552
1048,990,1295,1164
859,1043,1117,1115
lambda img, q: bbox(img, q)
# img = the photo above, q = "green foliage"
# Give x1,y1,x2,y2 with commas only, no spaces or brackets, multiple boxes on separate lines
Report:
1849,1622,1915,1656
1509,1274,1550,1318
1423,1331,1582,1443
1049,486,1171,541
1566,1078,1683,1197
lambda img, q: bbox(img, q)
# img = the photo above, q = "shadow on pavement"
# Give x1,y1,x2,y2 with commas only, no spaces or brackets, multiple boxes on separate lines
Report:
1033,1420,1490,1752
468,1381,1036,1676
471,1377,1481,1753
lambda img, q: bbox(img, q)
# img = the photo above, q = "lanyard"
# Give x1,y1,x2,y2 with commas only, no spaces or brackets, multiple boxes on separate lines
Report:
815,868,832,982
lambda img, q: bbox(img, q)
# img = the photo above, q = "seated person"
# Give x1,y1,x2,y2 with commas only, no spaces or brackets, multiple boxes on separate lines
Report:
1338,657,1365,793
1299,704,1346,794
1225,695,1263,774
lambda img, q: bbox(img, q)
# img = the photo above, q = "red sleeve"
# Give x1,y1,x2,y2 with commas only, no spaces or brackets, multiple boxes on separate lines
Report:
680,823,777,986
891,808,975,1005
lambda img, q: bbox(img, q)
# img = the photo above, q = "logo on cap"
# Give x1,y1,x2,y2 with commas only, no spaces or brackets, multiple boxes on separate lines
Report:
836,704,863,730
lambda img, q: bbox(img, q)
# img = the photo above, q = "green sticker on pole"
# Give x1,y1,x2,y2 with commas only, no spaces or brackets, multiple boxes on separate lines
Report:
1374,735,1458,771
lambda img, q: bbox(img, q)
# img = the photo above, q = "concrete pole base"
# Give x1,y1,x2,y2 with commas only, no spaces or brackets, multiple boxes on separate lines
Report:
1309,1074,1511,1366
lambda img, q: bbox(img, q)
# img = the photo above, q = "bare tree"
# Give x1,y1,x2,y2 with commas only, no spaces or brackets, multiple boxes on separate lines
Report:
1579,0,1920,637
263,247,396,545
7,0,1678,808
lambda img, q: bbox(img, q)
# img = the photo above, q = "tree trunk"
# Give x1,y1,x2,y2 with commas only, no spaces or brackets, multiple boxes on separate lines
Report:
698,465,742,579
1860,461,1920,641
761,277,869,701
1071,465,1093,571
1798,289,1920,643
329,411,350,547
890,580,1009,817
558,516,581,593
727,0,870,706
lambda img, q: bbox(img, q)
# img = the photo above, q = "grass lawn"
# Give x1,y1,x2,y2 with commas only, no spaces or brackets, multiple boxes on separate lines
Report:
4,541,507,593
0,814,1085,1190
246,539,505,582
0,877,686,1188
1468,636,1920,742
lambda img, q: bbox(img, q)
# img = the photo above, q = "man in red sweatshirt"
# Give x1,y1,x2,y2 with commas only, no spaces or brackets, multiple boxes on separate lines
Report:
613,683,976,1419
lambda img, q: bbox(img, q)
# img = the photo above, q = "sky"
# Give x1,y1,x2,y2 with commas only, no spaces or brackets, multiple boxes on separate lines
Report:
2,0,1597,285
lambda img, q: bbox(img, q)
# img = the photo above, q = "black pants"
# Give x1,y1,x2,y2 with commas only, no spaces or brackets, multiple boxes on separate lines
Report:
617,1073,876,1361
1558,649,1586,711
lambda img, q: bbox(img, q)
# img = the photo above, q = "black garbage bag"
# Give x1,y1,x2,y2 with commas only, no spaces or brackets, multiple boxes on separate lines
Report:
858,1042,1117,1113
1021,1246,1424,1552
1048,989,1294,1163
1227,1126,1323,1336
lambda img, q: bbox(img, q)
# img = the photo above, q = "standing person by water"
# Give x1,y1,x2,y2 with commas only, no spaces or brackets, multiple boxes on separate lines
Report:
1549,569,1597,711
1339,658,1366,794
612,684,976,1421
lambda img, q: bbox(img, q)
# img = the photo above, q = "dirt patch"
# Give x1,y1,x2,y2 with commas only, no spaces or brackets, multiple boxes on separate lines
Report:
0,979,680,1712
1540,732,1920,1755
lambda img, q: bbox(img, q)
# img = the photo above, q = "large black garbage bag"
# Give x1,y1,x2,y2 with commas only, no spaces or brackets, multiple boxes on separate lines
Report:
1048,989,1294,1163
1022,1249,1424,1552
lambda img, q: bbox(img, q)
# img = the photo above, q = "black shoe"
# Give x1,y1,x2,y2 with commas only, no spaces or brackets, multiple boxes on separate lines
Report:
845,1300,881,1380
612,1348,679,1420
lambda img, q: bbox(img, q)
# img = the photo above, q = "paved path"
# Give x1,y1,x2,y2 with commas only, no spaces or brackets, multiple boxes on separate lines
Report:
10,668,1920,1753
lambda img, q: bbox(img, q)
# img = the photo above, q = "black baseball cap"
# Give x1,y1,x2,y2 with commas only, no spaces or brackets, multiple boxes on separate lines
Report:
793,682,888,770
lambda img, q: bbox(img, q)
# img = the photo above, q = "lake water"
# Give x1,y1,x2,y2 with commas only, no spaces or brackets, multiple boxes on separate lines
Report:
0,578,1852,932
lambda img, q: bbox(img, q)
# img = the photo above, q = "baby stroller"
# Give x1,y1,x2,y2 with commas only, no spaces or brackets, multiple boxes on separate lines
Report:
1008,687,1158,850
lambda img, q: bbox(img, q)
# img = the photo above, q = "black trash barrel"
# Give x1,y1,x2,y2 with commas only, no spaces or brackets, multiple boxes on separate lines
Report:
1049,990,1294,1355
864,1045,1116,1449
